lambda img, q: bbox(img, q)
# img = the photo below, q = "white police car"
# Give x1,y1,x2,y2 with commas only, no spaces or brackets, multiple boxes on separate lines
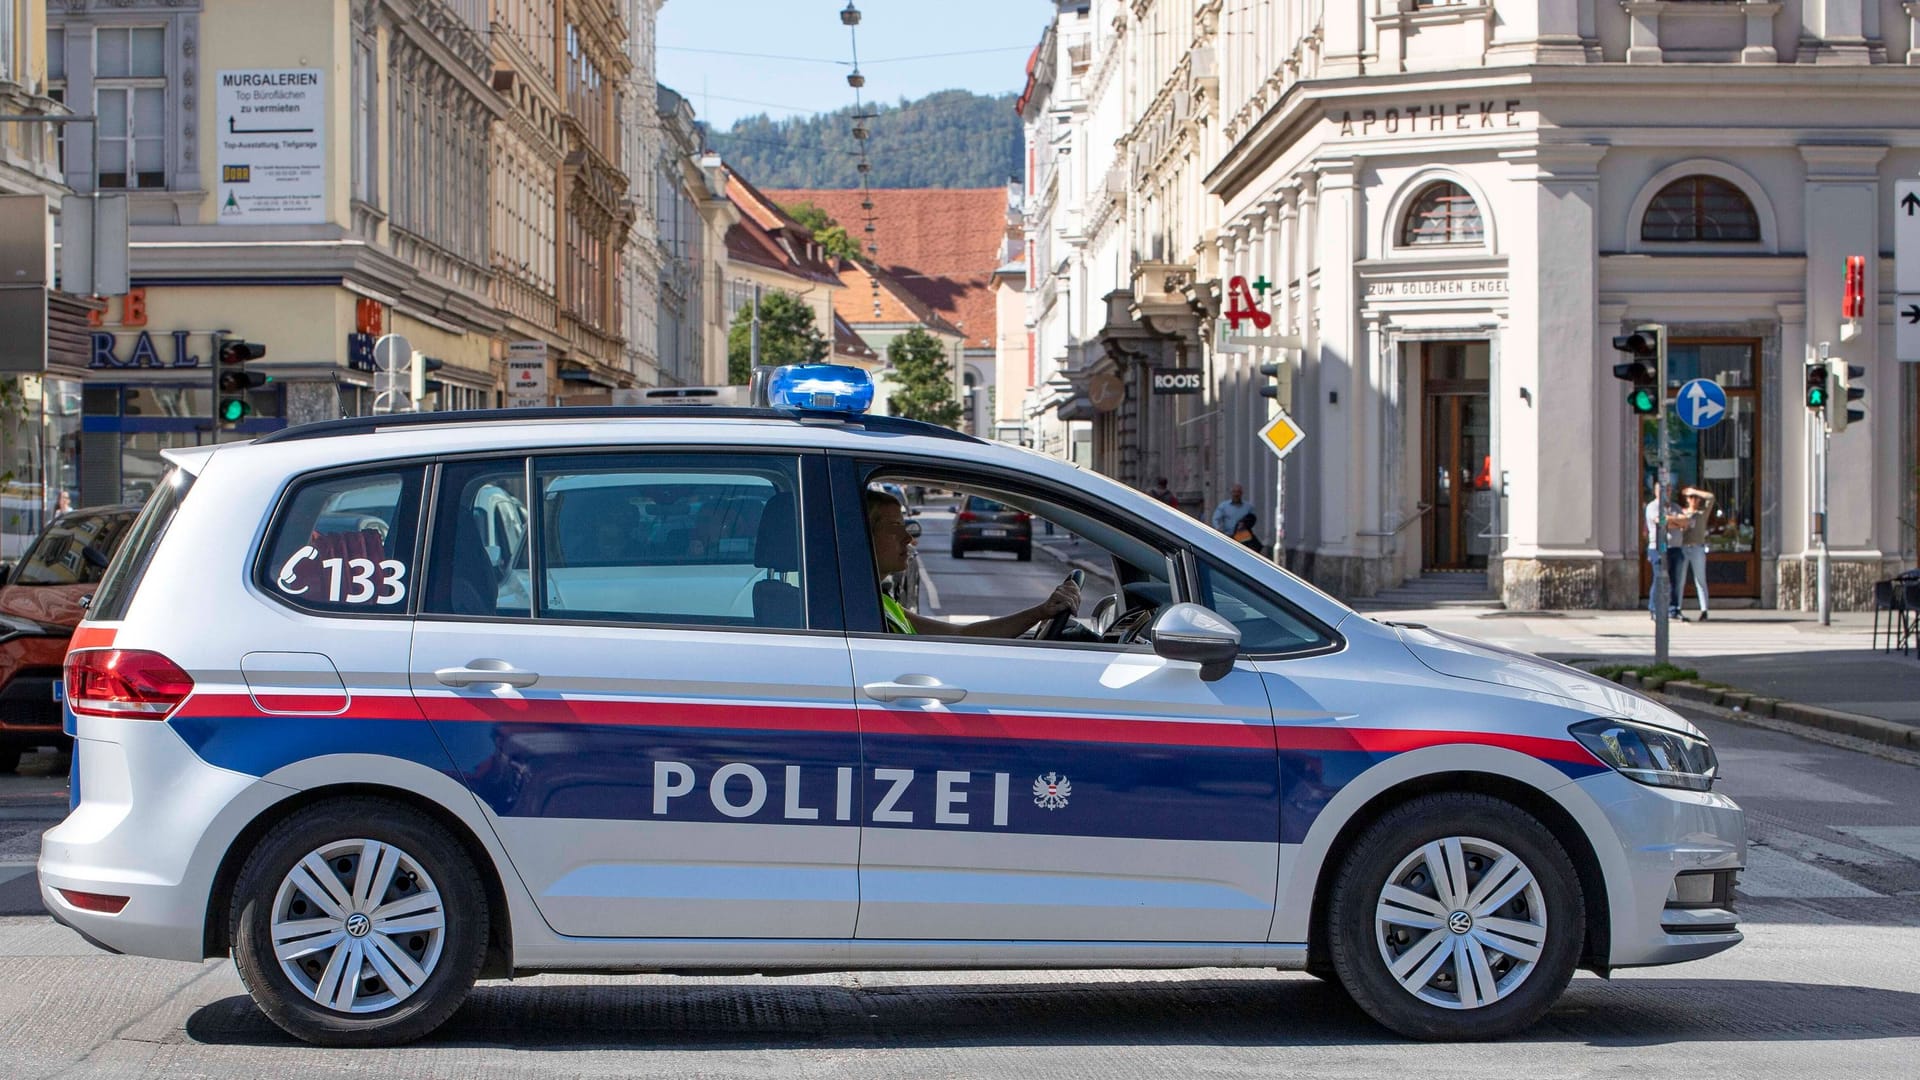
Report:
41,365,1743,1046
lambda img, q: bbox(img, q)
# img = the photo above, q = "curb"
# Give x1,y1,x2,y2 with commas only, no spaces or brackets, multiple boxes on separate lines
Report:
1596,672,1919,751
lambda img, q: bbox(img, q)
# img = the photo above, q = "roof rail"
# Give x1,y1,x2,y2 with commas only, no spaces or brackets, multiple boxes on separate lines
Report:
251,405,986,446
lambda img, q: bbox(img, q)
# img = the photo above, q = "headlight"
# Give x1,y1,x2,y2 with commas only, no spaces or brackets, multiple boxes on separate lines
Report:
1569,718,1717,791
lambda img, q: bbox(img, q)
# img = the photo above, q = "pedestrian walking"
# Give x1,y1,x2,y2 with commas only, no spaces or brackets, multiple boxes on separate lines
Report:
1147,476,1178,509
1211,483,1253,534
1677,485,1716,621
1644,492,1686,619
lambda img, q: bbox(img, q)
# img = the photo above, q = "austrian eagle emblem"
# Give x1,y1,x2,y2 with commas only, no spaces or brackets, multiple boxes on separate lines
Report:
1032,772,1072,810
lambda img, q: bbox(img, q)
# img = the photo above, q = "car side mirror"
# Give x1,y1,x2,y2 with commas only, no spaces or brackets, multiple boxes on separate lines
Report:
1149,602,1241,682
904,520,922,539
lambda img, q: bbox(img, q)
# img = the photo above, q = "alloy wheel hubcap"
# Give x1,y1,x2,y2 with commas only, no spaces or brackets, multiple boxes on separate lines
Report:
269,839,446,1015
1374,836,1548,1011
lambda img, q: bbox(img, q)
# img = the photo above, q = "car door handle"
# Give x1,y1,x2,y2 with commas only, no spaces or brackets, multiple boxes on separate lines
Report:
435,660,539,688
863,676,967,704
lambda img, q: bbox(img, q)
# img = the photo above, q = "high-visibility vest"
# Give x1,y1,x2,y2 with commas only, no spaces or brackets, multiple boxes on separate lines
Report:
881,593,916,634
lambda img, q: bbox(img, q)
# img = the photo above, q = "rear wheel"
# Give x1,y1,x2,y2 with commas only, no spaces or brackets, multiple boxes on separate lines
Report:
1326,793,1583,1040
1016,544,1032,562
231,797,488,1047
950,546,965,559
0,747,20,774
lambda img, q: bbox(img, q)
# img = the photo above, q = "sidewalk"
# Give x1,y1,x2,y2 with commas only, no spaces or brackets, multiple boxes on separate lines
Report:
1363,605,1919,729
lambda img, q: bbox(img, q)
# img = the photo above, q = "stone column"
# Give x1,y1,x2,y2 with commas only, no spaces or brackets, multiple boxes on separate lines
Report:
1500,142,1608,609
1622,1,1667,64
1800,0,1873,64
1275,183,1302,560
1321,1,1367,77
1798,144,1886,607
1775,302,1811,607
1296,173,1324,567
1743,2,1783,62
1311,158,1364,595
1596,301,1635,606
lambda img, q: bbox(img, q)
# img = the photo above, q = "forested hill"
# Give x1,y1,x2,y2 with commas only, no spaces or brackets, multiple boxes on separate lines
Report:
707,90,1022,189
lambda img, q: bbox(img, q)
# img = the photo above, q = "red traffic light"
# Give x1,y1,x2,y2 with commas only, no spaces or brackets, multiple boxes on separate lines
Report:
1841,255,1865,320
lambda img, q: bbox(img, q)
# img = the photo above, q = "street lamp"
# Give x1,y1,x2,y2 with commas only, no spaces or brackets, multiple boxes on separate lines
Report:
840,3,861,26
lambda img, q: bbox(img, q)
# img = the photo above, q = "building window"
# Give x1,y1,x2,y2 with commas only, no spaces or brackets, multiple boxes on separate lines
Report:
0,2,14,83
1399,182,1483,247
1640,176,1759,243
47,28,64,174
352,36,377,203
95,26,167,190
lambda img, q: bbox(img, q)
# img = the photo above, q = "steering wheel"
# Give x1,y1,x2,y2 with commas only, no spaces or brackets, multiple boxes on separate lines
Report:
1038,569,1085,640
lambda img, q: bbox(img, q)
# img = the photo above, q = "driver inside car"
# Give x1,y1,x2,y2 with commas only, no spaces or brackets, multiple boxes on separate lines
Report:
866,489,1079,637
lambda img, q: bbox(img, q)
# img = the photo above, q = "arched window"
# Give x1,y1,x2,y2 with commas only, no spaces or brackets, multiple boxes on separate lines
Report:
1399,182,1484,247
1640,176,1759,242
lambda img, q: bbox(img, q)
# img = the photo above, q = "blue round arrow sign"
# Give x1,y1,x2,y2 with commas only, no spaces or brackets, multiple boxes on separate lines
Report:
1677,378,1728,431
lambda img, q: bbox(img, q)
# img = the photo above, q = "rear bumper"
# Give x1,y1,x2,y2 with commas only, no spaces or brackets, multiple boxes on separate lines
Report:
37,716,293,961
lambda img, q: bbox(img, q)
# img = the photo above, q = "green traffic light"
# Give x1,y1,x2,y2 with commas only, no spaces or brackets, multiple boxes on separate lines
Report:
1628,388,1657,415
220,399,250,423
1806,385,1827,409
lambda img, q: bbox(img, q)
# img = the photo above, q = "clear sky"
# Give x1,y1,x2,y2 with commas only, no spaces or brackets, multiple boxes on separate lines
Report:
657,0,1051,129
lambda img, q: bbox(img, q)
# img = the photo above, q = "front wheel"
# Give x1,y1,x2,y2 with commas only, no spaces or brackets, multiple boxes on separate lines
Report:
1326,792,1583,1040
230,797,489,1047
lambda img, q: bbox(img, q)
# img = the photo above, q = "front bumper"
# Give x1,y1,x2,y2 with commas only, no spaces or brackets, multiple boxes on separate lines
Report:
37,716,292,961
1578,770,1746,968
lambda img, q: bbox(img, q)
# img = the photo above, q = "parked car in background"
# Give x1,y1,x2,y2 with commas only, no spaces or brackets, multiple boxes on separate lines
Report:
951,494,1032,560
0,505,141,772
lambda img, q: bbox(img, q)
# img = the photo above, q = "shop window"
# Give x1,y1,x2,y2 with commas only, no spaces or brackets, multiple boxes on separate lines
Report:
1640,176,1759,243
1399,182,1484,247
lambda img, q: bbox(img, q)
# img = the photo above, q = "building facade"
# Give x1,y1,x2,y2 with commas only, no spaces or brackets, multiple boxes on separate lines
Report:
1027,0,1920,609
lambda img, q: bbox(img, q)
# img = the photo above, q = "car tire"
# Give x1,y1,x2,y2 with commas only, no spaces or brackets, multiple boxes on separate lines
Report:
0,747,20,775
230,797,489,1047
1016,545,1032,562
1326,792,1583,1041
950,546,965,559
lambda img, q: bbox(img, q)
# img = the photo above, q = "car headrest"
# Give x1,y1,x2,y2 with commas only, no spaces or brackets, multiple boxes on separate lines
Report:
753,492,798,573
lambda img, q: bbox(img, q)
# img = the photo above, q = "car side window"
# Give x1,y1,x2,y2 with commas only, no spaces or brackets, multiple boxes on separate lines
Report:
1197,559,1334,655
261,468,424,616
530,453,806,630
423,459,533,619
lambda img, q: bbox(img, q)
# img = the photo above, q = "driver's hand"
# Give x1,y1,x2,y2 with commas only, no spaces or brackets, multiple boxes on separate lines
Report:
1040,579,1081,617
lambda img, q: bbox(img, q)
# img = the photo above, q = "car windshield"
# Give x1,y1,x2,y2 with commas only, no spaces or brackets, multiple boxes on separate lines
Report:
10,511,137,587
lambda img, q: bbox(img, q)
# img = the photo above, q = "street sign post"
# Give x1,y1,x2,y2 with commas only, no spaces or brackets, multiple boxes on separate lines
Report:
371,333,413,414
1258,409,1305,461
1899,181,1919,361
1676,378,1727,431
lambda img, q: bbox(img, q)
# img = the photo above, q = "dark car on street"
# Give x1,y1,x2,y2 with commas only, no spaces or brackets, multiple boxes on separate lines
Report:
950,494,1032,560
0,504,140,772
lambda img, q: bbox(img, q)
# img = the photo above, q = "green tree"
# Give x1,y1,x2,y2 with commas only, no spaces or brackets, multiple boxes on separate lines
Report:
781,201,861,261
727,290,829,385
884,328,962,428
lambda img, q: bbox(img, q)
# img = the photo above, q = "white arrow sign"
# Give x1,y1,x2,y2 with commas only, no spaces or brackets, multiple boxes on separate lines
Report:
1898,180,1920,295
1898,294,1920,363
1678,378,1726,430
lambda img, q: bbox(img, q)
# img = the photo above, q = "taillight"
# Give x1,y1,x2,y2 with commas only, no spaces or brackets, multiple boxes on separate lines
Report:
64,649,195,720
1013,512,1032,523
956,511,977,523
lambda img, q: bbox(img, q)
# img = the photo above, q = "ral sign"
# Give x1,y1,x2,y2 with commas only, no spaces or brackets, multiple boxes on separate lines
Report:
216,70,326,224
1150,368,1203,395
1676,378,1727,431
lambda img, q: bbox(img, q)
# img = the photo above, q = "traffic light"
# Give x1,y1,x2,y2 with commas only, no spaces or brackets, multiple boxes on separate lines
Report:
1827,359,1865,433
1257,360,1286,408
415,356,446,403
1611,327,1661,415
217,339,267,424
1804,362,1828,410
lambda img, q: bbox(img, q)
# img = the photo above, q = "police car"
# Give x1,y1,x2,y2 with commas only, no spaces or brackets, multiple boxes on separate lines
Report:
40,364,1743,1046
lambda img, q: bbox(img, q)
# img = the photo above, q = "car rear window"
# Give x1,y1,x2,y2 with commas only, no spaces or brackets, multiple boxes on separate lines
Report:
11,511,137,586
964,496,1011,513
87,471,192,622
260,467,425,616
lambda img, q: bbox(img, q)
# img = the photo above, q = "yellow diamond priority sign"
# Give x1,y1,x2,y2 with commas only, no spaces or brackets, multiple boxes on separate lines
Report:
1258,409,1306,460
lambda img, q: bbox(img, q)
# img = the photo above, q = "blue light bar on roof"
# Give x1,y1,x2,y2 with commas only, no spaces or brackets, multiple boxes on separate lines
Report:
767,364,875,414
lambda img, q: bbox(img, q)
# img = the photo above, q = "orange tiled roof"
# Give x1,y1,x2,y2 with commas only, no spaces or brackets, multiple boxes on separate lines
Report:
769,188,1011,350
725,170,842,287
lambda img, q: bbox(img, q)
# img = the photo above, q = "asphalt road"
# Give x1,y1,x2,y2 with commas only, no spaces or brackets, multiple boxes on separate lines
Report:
5,633,1920,1075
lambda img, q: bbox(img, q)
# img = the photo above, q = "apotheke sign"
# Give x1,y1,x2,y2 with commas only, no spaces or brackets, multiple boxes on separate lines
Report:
1336,99,1524,137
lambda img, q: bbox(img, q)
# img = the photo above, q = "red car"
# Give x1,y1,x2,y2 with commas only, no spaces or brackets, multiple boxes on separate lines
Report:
0,505,139,773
